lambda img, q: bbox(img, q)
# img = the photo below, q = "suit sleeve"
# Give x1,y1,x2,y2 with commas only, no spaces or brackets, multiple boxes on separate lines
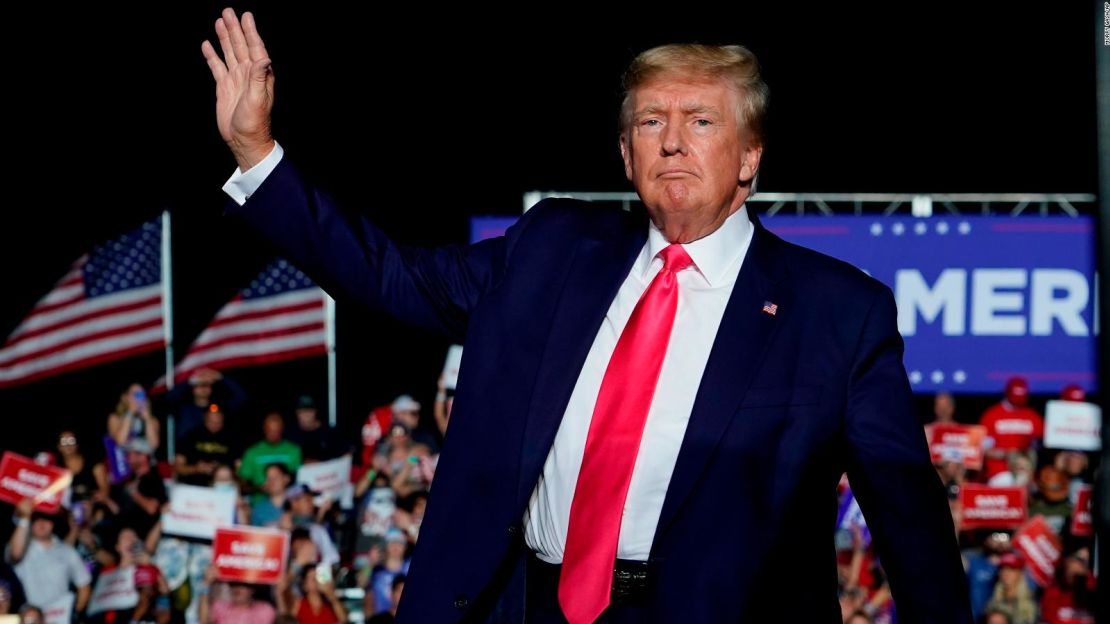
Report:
222,156,531,343
842,283,973,624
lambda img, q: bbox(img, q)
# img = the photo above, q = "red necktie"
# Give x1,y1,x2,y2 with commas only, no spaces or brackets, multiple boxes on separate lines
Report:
558,243,694,624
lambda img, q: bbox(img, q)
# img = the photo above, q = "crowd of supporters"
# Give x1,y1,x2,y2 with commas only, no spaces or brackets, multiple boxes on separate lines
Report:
0,367,1098,623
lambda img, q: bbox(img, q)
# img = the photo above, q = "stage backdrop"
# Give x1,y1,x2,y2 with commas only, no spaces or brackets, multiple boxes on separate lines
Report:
471,214,1096,394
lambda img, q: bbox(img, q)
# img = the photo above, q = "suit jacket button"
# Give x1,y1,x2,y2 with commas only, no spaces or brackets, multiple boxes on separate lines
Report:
507,525,520,536
454,596,469,609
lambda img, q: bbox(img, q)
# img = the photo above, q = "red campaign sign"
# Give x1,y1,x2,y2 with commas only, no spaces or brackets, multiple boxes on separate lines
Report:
212,526,288,585
1013,515,1063,587
958,484,1027,530
1071,485,1093,537
927,424,987,470
0,452,71,513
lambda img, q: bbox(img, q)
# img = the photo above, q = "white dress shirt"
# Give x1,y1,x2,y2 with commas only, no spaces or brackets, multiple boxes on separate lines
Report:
223,145,754,563
522,205,752,563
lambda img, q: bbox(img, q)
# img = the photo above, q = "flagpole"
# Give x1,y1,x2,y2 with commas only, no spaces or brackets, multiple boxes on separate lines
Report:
325,292,337,428
161,210,176,461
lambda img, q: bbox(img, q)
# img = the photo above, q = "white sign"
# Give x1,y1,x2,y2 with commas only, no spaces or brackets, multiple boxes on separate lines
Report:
443,345,464,390
87,565,139,615
161,484,237,540
1044,400,1102,451
297,455,353,509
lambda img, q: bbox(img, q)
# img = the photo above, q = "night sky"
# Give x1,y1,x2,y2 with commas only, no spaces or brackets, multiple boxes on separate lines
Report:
0,4,1099,458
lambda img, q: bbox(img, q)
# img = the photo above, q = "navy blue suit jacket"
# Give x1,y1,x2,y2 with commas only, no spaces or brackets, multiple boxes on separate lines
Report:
226,157,972,623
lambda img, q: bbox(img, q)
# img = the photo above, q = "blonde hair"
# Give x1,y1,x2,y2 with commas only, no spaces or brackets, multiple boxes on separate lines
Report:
619,43,768,145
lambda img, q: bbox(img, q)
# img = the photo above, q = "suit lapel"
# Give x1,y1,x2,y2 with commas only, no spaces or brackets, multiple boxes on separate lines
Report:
515,209,647,506
651,212,792,547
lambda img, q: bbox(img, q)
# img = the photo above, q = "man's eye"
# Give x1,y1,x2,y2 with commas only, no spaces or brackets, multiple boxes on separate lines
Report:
695,119,712,127
642,119,661,126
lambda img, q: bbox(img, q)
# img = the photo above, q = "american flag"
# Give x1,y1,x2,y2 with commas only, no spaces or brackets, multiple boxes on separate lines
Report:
158,258,328,388
0,219,165,388
762,301,778,316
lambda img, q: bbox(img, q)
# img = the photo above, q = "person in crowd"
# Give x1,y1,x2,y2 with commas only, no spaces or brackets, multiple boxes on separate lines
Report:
1028,465,1073,535
365,574,404,624
393,491,427,544
107,383,161,455
987,451,1034,488
388,443,435,499
166,368,247,442
277,563,346,624
288,395,347,462
198,566,274,624
112,439,167,541
287,528,321,590
55,430,110,507
1059,384,1086,403
980,376,1044,479
174,404,236,486
250,463,293,528
963,531,1013,621
389,395,438,452
5,499,91,618
1040,546,1096,624
985,553,1037,624
238,412,302,488
932,390,957,425
365,528,410,617
17,605,45,624
1053,450,1091,503
282,485,339,568
87,526,166,624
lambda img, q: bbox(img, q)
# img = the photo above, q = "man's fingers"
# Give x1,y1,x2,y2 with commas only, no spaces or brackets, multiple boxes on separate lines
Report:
222,8,251,71
242,12,269,63
201,40,228,82
215,17,238,70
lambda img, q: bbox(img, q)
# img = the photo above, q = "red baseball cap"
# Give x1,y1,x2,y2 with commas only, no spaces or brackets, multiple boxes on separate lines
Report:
1061,384,1086,402
998,552,1024,569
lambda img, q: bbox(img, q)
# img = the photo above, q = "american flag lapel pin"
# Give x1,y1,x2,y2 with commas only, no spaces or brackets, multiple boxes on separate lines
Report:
762,301,778,316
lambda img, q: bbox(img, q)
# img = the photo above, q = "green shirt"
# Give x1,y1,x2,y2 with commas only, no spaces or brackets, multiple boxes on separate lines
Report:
238,440,303,486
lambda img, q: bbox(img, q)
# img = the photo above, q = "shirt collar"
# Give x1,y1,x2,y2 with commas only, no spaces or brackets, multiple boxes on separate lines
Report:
641,203,752,287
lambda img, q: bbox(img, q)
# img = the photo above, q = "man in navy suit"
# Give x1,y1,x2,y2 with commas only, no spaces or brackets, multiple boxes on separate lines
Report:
202,9,972,622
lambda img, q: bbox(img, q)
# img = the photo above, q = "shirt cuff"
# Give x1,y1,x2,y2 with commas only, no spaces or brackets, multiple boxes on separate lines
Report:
222,142,284,206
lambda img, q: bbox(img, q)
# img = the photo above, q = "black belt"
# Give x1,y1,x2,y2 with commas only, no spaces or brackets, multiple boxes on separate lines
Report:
526,549,652,606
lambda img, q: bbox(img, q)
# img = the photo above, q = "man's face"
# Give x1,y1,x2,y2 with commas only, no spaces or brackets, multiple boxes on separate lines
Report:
619,74,762,242
30,518,53,541
263,415,284,443
934,393,955,420
205,409,224,432
263,466,289,495
291,493,314,516
127,450,149,473
229,584,252,605
296,407,317,429
192,382,213,402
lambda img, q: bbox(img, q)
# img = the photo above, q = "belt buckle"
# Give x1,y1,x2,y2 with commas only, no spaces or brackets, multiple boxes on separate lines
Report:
610,561,649,605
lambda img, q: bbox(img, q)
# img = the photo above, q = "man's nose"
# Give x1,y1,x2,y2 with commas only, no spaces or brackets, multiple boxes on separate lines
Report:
660,121,687,155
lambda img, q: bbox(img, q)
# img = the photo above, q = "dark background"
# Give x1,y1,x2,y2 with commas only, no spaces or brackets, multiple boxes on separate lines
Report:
0,4,1099,459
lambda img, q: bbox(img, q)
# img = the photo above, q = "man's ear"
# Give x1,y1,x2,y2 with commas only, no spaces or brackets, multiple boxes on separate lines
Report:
619,132,633,181
739,142,764,184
